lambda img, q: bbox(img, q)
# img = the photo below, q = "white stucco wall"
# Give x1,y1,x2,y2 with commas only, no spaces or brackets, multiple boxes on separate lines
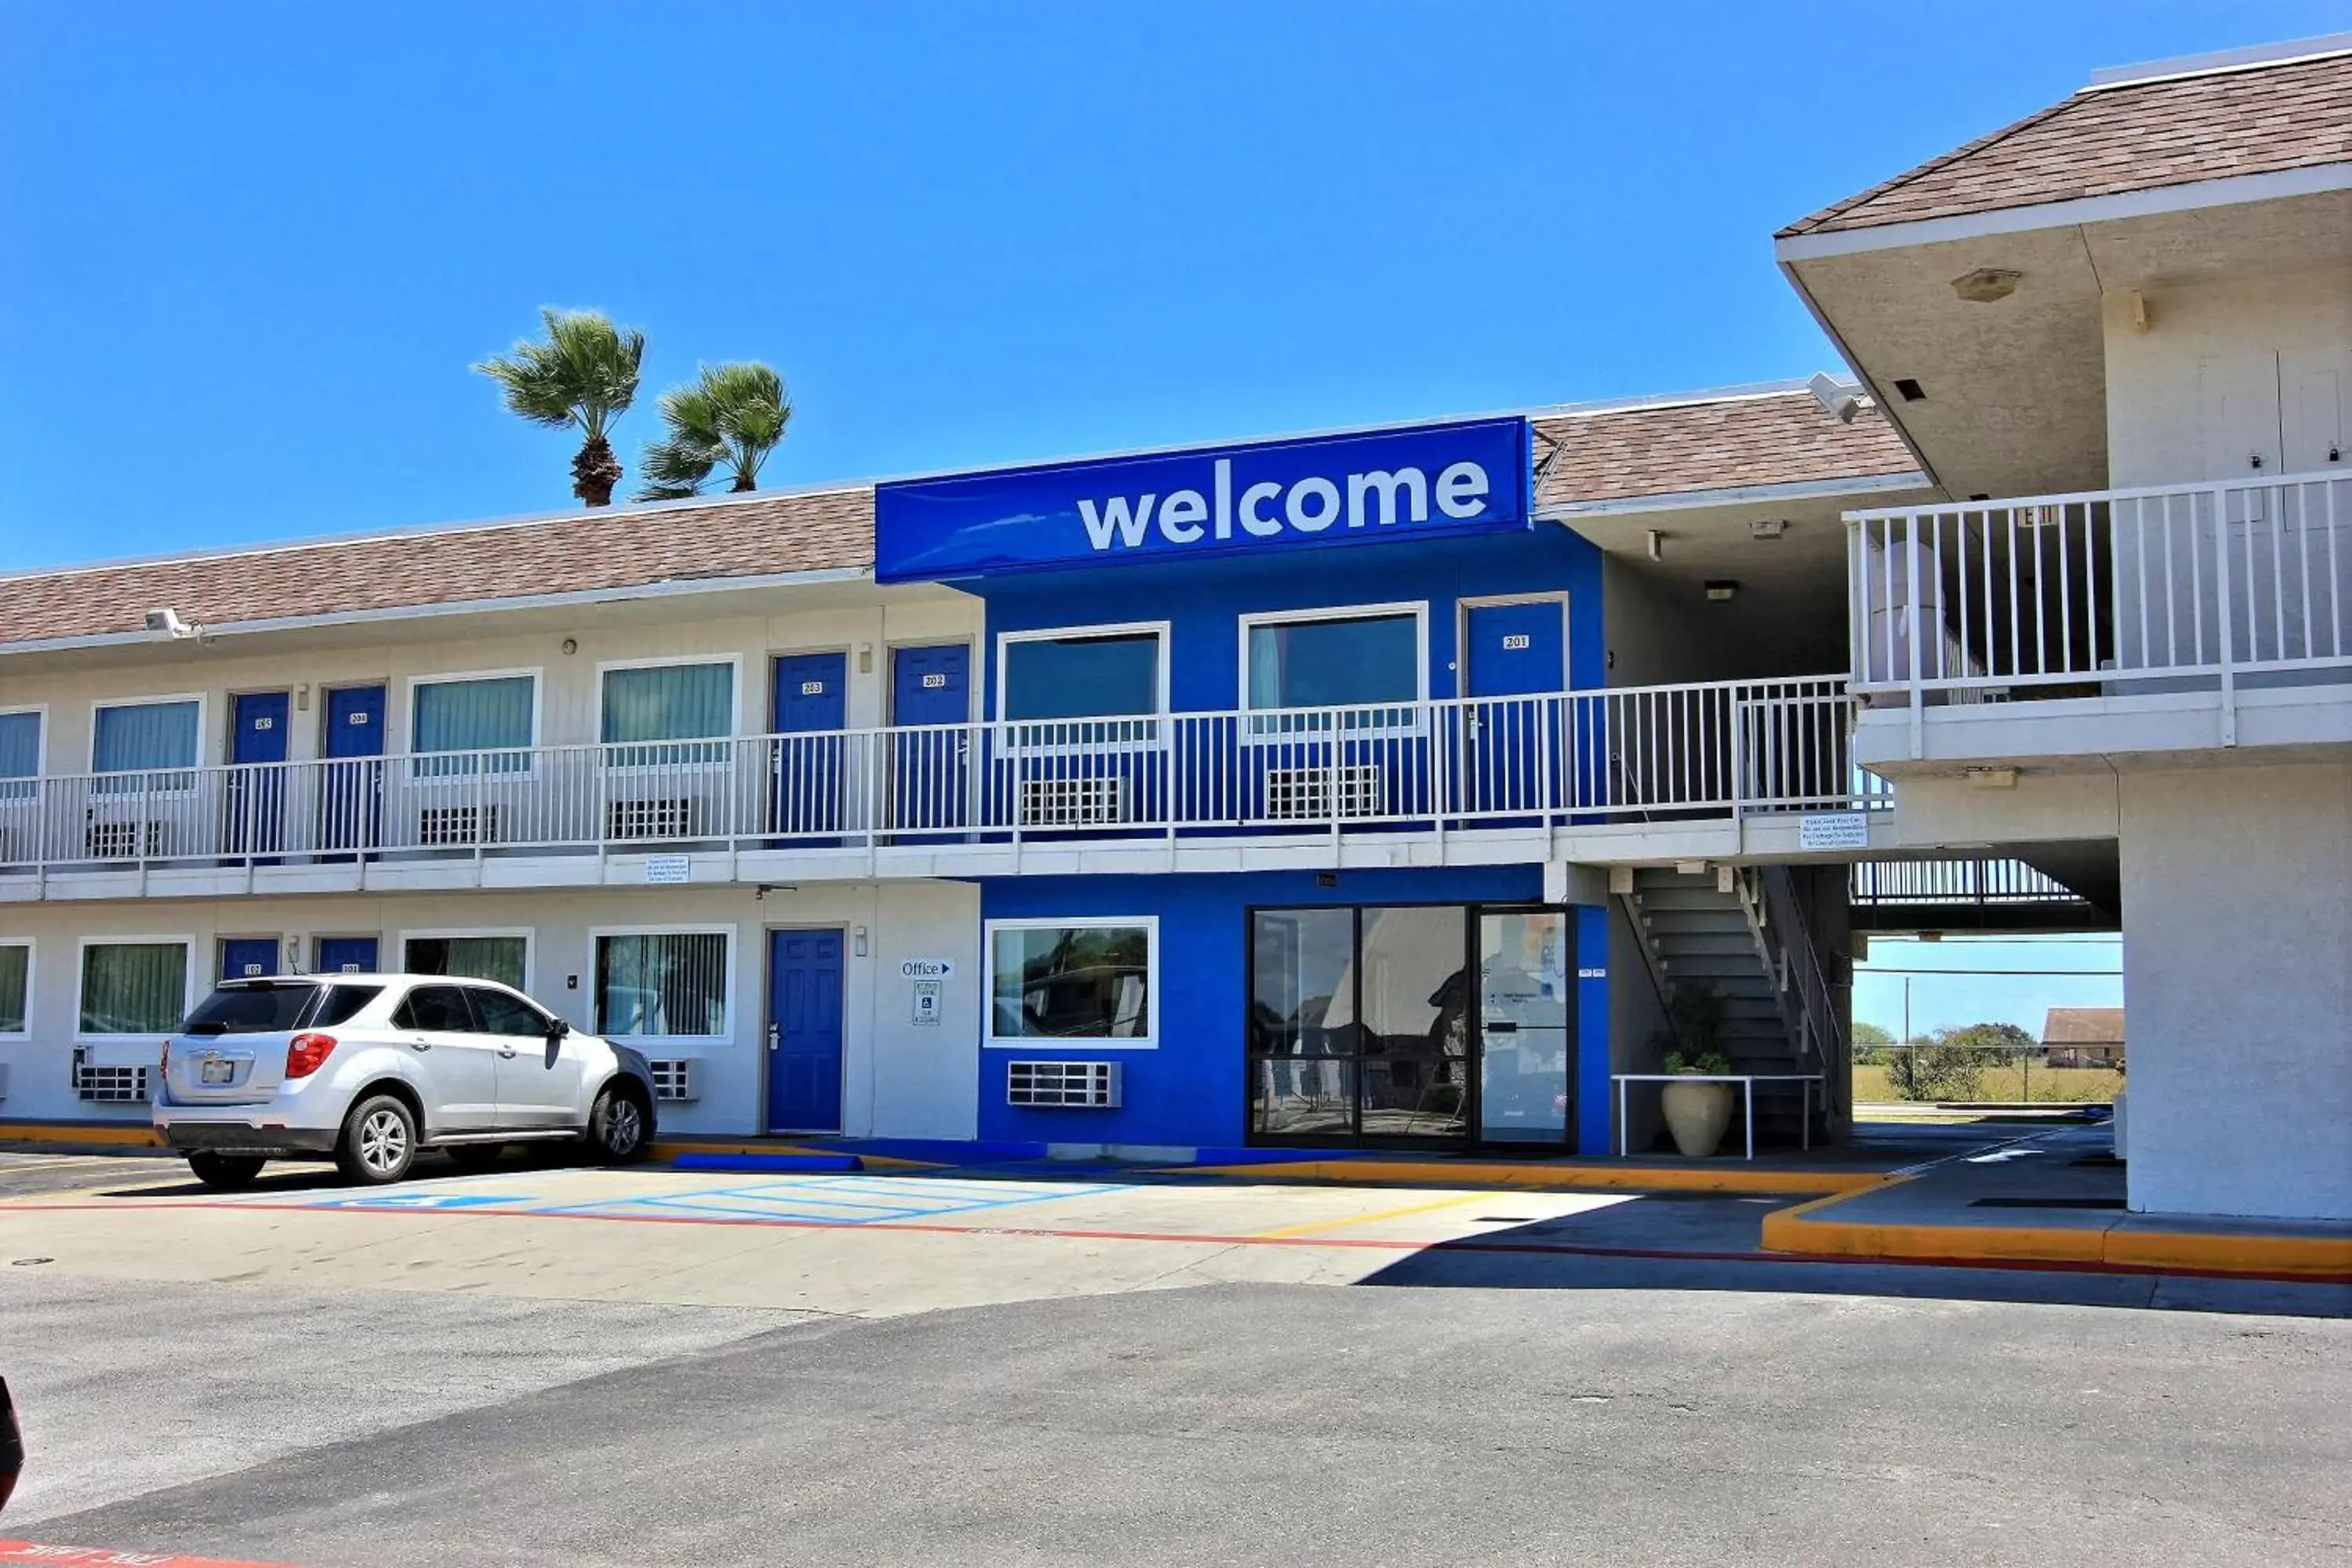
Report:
0,881,981,1142
2117,760,2352,1220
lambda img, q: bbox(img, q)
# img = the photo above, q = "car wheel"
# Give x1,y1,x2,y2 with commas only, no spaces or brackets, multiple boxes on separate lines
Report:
586,1083,652,1165
336,1094,418,1185
445,1143,505,1171
186,1152,267,1191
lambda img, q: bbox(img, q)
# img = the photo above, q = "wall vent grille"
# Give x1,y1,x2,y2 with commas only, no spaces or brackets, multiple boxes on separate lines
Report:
1264,764,1383,821
418,804,505,846
75,1062,151,1103
1019,776,1125,827
648,1058,700,1102
608,797,699,840
1007,1059,1121,1109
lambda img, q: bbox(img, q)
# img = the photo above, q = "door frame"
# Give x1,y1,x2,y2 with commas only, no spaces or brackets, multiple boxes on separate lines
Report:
762,922,849,1135
1240,898,1576,1152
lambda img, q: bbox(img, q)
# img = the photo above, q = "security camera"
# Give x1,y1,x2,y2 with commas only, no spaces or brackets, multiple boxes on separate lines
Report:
1807,372,1866,425
144,608,196,639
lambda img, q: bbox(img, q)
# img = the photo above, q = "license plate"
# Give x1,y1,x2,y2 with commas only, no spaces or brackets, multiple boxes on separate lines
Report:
200,1058,235,1085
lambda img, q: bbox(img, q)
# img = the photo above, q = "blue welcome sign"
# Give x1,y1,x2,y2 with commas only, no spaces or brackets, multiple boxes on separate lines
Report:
874,416,1530,583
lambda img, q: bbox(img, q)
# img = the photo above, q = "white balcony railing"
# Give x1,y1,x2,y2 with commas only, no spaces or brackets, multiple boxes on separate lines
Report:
1849,470,2352,717
0,677,1876,880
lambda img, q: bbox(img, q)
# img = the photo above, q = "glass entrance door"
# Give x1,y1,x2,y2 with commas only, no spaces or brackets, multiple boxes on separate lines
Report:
1476,910,1572,1145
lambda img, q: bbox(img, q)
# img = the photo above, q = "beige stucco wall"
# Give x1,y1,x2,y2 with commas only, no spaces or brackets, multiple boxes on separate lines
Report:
2117,760,2352,1220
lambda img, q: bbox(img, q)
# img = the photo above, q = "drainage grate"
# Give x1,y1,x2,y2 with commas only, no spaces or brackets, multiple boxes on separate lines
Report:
1969,1196,2126,1210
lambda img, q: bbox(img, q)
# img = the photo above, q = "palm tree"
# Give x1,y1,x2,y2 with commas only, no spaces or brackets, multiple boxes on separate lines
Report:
636,361,792,500
474,309,646,506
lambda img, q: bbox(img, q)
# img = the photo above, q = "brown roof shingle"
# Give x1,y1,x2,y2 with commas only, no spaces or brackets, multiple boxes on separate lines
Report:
1780,49,2352,237
1534,390,1918,510
1,486,874,646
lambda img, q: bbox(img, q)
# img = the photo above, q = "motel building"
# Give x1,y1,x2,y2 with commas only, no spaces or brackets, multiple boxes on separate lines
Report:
0,35,2346,1221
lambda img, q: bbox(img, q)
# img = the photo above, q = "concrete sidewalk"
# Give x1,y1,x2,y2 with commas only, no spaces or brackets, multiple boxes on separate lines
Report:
1765,1124,2352,1283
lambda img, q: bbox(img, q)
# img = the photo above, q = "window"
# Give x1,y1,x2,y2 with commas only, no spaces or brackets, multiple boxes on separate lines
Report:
601,662,734,765
404,934,528,992
596,931,728,1038
987,920,1154,1045
0,942,27,1036
314,985,385,1027
392,984,476,1033
92,699,200,787
1002,625,1167,738
1243,608,1421,729
78,940,189,1036
411,674,535,775
468,986,551,1038
184,982,328,1036
0,710,38,800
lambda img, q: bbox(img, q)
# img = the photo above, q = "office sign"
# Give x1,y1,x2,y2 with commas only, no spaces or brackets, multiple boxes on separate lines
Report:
874,417,1530,582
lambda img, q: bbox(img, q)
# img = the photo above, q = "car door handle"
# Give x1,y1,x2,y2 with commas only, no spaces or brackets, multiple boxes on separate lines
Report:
408,1037,431,1051
497,1047,518,1059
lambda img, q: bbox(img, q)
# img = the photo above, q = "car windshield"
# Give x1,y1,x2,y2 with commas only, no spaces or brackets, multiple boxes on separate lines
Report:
182,982,324,1036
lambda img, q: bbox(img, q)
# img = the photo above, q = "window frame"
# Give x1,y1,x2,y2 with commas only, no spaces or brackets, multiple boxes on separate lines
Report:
0,936,32,1040
594,653,745,773
1235,601,1429,740
982,914,1160,1051
88,693,208,791
73,934,196,1041
397,927,535,995
993,621,1171,753
588,924,737,1042
0,703,47,789
401,667,543,779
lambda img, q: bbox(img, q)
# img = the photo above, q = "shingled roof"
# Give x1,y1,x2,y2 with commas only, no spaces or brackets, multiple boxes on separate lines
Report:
1780,43,2352,237
1,485,873,648
1532,389,1919,510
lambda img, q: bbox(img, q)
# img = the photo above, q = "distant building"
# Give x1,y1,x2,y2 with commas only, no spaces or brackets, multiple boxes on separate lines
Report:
2043,1008,2125,1071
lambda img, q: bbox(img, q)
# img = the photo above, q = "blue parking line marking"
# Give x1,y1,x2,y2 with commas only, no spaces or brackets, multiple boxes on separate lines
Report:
532,1174,1134,1226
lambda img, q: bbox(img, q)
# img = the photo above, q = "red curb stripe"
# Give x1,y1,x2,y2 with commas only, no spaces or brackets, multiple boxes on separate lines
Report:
0,1541,295,1566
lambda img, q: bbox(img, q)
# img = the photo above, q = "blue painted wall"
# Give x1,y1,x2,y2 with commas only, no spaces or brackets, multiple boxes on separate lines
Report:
978,868,1612,1154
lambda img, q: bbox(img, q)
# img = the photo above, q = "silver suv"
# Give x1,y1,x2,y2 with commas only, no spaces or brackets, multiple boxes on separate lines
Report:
155,974,659,1189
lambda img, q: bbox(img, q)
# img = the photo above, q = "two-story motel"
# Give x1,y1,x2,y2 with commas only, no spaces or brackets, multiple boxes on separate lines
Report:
2,34,2347,1219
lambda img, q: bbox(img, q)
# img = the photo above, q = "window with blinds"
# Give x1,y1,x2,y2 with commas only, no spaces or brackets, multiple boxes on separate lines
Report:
595,931,728,1037
92,700,199,789
601,662,733,767
0,711,39,797
79,940,188,1035
404,935,528,991
412,676,535,775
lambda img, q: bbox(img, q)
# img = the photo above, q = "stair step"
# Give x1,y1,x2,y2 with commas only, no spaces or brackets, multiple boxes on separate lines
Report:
1650,931,1756,956
1642,909,1752,935
1637,890,1747,912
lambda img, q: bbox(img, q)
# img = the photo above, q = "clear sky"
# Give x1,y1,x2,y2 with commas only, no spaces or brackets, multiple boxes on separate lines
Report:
1853,935,2123,1043
2,1,2342,572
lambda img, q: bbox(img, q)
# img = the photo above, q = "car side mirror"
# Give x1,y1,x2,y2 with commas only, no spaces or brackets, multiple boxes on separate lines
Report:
546,1018,572,1043
1,1374,24,1513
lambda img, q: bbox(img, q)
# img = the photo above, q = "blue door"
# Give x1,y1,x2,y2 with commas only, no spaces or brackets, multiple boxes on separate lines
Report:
767,928,845,1132
226,691,290,855
1464,602,1565,815
890,644,969,832
316,935,379,974
219,937,280,984
319,684,386,852
772,652,848,837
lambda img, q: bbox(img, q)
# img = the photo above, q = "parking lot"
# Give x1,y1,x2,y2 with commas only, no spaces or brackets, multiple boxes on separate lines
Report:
2,1148,2347,1566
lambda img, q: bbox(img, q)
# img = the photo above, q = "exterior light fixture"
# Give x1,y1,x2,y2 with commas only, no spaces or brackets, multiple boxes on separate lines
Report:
1646,529,1665,561
1965,766,2019,789
1951,267,2022,303
1749,519,1787,541
1704,580,1739,602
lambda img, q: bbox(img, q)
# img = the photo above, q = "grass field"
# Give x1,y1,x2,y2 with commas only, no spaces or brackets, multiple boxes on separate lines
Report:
1851,1062,2123,1105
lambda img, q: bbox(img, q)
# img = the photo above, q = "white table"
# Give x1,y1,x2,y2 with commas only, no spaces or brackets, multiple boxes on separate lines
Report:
1613,1072,1826,1160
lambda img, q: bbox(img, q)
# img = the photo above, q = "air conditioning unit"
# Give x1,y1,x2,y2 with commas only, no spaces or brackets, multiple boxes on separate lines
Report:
418,804,505,846
1006,1059,1122,1109
648,1058,700,1102
86,819,169,858
608,797,699,840
1019,775,1125,827
73,1057,150,1104
1264,764,1383,821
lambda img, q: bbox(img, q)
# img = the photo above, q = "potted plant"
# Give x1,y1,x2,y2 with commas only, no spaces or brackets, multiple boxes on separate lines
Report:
1651,983,1737,1157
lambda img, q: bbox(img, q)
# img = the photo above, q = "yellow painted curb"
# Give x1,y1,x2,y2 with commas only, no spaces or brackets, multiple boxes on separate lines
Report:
0,1121,163,1149
1760,1181,2352,1279
1181,1159,1886,1196
647,1138,939,1171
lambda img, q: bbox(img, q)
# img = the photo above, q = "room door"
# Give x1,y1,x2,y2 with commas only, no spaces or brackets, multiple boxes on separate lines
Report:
319,684,387,852
1462,601,1565,817
766,928,845,1133
225,691,290,855
772,652,848,837
889,644,970,831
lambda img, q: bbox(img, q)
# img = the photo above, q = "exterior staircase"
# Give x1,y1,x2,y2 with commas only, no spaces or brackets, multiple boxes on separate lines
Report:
1619,865,1845,1151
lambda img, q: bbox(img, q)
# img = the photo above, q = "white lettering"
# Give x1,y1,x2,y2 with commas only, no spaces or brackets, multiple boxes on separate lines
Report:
1286,476,1341,532
1239,481,1283,536
1159,488,1207,543
1436,461,1490,519
1347,467,1428,529
1214,457,1233,540
1077,492,1158,551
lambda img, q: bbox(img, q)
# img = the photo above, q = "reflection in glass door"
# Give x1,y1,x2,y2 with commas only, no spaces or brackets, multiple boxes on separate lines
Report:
1477,910,1572,1144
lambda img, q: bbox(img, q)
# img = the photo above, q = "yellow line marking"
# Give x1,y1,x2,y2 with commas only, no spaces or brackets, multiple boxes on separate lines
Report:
0,1123,164,1148
1254,1189,1494,1240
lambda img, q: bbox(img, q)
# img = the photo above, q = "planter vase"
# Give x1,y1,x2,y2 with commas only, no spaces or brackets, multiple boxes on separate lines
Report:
1661,1078,1735,1158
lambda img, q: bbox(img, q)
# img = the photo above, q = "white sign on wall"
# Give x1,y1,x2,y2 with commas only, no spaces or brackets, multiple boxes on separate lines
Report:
1798,812,1871,851
911,980,943,1025
643,855,692,884
900,958,954,978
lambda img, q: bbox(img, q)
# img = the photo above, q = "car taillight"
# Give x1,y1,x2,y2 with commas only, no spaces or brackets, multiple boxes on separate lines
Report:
285,1033,338,1079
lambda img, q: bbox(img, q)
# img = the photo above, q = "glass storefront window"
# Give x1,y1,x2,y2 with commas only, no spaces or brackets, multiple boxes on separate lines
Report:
989,922,1152,1042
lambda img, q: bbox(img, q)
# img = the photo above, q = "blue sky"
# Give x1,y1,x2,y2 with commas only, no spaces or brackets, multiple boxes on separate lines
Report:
2,1,2339,572
1853,935,2122,1043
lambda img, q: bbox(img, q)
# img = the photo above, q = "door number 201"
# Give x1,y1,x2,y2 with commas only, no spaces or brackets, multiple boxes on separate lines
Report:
1501,633,1531,651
